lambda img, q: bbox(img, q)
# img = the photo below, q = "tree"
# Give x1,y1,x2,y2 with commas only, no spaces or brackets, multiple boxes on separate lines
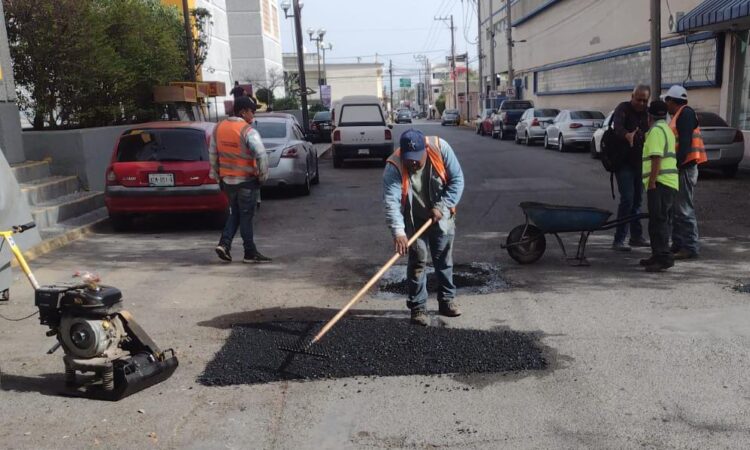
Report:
4,0,197,129
255,88,274,106
243,68,285,98
188,7,212,80
435,95,446,115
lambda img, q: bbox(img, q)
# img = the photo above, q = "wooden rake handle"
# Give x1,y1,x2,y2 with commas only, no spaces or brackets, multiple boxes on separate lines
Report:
310,219,434,344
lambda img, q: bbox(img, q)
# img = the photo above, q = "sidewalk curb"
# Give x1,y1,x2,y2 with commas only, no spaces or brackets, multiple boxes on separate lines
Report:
10,217,107,267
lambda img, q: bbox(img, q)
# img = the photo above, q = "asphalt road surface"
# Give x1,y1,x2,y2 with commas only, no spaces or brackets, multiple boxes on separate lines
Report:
1,119,750,449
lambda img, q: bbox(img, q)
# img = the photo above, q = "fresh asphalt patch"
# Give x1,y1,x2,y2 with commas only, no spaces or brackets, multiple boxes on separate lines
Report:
198,317,547,386
376,263,510,299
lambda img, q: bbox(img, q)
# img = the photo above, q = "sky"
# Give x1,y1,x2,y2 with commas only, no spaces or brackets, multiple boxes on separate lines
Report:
278,0,479,91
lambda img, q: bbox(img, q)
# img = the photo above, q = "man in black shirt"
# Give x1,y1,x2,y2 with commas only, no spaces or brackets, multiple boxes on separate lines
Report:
230,81,246,99
611,85,651,252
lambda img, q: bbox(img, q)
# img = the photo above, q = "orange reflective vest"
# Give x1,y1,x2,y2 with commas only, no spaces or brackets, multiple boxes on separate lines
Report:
386,136,455,214
669,106,707,166
216,120,258,179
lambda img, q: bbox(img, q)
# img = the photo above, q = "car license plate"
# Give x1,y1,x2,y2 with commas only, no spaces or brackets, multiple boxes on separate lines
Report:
358,149,369,155
148,173,174,187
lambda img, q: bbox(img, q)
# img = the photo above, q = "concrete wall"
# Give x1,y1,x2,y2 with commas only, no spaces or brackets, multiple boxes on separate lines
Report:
198,0,233,116
0,0,25,164
22,125,132,192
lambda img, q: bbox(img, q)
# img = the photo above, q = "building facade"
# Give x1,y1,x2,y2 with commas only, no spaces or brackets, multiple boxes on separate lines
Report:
477,0,739,122
283,53,384,104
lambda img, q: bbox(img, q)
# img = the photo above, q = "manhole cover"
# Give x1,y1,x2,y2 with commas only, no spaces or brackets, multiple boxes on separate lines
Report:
376,263,509,299
199,318,547,386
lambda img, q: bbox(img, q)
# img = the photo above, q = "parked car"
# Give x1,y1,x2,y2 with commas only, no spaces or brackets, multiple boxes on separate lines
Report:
309,110,333,143
104,122,227,230
696,111,745,177
492,100,534,140
590,111,614,158
544,109,605,152
254,113,319,195
476,108,495,136
396,109,413,124
441,109,461,126
515,108,560,145
331,95,393,168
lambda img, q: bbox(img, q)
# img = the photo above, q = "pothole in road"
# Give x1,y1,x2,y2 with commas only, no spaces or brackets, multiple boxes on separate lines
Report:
376,263,510,299
198,318,548,386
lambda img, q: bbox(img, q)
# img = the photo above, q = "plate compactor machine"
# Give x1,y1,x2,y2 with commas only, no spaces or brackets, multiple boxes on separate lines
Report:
1,223,178,400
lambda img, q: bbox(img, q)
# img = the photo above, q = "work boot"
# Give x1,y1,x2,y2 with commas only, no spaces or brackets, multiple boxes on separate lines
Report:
673,250,698,260
639,256,656,267
438,302,462,317
629,237,650,248
645,260,674,272
612,242,631,252
215,245,232,262
243,251,273,264
410,309,429,326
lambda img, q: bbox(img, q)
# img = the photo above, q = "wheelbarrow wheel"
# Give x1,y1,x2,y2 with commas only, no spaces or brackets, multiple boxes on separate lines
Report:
506,224,546,264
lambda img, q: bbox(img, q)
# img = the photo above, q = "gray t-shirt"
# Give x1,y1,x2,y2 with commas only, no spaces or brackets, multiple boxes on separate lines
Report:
409,160,432,222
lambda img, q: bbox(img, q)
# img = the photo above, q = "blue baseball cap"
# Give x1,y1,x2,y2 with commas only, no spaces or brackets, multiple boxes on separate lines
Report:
399,129,426,161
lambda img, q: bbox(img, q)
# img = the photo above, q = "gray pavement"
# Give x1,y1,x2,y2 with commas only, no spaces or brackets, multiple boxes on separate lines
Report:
1,121,750,449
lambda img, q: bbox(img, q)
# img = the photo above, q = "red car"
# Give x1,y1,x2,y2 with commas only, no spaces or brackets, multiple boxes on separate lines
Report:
104,121,228,229
476,108,495,136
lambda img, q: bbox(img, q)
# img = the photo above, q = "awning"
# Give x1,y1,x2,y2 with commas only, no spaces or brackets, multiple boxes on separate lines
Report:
677,0,750,33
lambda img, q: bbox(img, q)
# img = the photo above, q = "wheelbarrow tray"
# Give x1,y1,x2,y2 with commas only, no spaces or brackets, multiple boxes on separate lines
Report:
520,202,613,234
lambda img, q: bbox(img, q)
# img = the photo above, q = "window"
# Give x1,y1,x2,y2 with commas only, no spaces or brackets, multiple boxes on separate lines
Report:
117,129,207,162
570,111,605,120
433,88,440,93
339,104,385,126
293,125,305,140
534,109,559,117
253,120,288,139
697,112,728,127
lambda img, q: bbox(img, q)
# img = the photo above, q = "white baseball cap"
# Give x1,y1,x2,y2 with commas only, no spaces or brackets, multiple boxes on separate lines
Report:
663,85,688,102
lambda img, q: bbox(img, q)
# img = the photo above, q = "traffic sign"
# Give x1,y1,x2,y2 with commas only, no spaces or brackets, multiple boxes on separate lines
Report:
506,88,515,97
399,78,411,88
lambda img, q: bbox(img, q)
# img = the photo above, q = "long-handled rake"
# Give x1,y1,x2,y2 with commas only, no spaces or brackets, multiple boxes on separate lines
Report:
280,220,434,357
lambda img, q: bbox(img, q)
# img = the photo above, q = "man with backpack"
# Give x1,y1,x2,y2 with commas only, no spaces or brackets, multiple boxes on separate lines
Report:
607,85,651,252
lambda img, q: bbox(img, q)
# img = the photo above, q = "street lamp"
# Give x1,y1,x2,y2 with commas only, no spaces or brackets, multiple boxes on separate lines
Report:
308,28,326,90
320,42,332,85
279,0,310,132
279,0,303,18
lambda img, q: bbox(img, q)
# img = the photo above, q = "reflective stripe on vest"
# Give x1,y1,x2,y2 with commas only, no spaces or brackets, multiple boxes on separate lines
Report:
386,136,455,214
669,105,707,166
642,124,679,178
216,120,259,178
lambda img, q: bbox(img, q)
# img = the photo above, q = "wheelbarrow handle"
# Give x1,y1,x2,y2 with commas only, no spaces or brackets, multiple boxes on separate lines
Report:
598,213,649,231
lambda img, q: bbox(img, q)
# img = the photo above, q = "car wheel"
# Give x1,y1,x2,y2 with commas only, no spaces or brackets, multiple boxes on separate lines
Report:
110,214,132,232
557,134,565,152
525,132,533,146
298,166,311,196
590,139,599,159
514,132,521,144
311,157,320,185
722,164,739,178
543,134,550,149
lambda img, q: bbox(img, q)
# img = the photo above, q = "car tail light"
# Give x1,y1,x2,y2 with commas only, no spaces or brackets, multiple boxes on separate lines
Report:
531,118,540,126
333,129,341,142
734,130,745,142
311,122,318,130
281,147,299,158
106,168,118,186
385,128,392,140
569,123,583,129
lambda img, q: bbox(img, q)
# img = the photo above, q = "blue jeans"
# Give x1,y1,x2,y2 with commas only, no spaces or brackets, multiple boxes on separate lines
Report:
219,183,259,255
672,163,699,254
614,165,644,244
406,221,456,311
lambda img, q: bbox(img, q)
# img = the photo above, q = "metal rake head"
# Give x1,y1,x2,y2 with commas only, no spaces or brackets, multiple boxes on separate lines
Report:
278,340,329,358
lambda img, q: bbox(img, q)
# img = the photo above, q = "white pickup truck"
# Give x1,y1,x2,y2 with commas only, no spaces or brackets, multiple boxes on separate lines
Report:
331,96,394,168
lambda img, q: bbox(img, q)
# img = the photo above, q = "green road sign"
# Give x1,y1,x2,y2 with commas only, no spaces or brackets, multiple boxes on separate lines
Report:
399,78,411,88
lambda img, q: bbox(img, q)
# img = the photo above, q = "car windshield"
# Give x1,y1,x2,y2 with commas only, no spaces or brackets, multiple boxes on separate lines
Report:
570,111,605,120
117,129,207,162
398,111,410,116
503,101,533,110
339,104,385,126
535,109,559,117
253,121,288,139
697,112,728,127
313,111,331,121
445,109,459,114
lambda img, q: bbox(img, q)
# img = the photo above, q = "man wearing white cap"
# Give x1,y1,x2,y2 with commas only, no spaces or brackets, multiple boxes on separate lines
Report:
663,85,707,260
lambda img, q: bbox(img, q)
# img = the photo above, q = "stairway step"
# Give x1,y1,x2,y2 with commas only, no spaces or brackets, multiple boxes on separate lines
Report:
38,207,108,241
10,160,51,183
19,175,80,206
31,191,105,229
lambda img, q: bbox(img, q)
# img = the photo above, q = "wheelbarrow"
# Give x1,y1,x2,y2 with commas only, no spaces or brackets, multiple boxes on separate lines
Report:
501,202,649,266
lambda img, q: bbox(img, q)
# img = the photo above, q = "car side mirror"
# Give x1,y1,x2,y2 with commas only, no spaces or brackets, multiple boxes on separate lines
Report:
387,124,394,129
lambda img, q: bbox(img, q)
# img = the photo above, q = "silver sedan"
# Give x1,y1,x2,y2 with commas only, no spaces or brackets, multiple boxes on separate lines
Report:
515,108,559,146
697,111,745,177
254,113,320,195
544,110,605,152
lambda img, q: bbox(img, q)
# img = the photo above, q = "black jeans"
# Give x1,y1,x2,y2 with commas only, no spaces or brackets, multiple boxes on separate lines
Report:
647,183,676,264
219,182,259,255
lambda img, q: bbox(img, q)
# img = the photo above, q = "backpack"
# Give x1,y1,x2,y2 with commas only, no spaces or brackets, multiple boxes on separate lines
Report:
599,119,628,199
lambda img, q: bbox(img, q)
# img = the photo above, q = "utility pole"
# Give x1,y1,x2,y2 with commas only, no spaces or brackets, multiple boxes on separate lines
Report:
435,15,458,110
505,0,514,97
182,0,196,81
489,0,495,100
293,0,310,131
389,59,394,119
465,53,470,120
650,0,661,100
477,0,483,110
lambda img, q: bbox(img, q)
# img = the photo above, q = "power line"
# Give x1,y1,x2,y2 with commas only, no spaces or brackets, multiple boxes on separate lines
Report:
325,49,449,61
